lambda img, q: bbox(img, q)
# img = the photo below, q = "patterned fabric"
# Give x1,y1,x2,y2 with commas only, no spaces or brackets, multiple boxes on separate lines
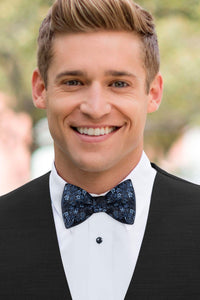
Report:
62,179,136,229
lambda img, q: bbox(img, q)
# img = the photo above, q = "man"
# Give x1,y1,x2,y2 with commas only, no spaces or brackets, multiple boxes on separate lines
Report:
0,0,200,299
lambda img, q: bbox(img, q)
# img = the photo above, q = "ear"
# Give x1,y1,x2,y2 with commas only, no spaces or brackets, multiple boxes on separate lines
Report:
32,68,47,109
147,73,163,113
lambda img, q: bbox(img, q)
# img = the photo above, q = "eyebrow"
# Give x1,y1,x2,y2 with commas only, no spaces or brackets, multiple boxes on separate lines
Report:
105,70,138,79
55,70,86,81
55,69,138,81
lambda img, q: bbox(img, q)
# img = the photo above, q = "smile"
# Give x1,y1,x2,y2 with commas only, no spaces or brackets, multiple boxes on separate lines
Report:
74,127,118,136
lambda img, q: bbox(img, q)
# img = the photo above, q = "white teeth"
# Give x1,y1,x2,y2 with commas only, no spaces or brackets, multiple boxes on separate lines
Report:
94,128,100,136
100,128,105,135
88,128,94,135
76,127,116,136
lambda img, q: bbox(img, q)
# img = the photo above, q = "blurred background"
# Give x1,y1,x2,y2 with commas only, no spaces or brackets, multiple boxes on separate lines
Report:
0,0,200,195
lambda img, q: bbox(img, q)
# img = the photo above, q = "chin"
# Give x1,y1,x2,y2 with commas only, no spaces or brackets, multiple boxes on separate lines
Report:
75,158,112,174
78,164,108,174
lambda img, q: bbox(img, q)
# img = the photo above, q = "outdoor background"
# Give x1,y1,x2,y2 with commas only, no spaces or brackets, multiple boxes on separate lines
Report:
0,0,200,194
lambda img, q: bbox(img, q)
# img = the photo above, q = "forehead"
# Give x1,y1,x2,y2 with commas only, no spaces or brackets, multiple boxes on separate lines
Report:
49,31,145,76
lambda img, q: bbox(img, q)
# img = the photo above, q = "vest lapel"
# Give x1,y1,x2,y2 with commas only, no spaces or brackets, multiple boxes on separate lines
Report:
124,165,200,299
37,173,72,299
9,173,73,299
125,169,169,299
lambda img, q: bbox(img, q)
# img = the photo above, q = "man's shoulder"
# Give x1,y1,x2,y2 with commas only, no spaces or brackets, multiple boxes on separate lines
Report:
152,163,200,198
0,172,50,209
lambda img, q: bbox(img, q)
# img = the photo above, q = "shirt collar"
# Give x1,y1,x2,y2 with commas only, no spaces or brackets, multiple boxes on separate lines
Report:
50,151,156,228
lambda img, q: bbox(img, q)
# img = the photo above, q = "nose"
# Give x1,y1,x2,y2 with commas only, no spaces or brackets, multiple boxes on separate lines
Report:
80,83,111,120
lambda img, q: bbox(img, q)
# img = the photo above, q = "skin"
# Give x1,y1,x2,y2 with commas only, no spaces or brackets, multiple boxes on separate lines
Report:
32,31,163,194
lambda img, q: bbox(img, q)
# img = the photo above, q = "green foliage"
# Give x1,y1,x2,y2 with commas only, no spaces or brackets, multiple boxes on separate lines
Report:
145,14,200,152
0,0,52,119
0,0,200,153
139,0,200,20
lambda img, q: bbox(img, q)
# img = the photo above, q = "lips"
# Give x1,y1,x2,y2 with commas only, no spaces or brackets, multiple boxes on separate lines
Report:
73,126,118,136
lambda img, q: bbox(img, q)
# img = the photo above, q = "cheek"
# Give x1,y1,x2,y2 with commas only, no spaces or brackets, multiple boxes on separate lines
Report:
46,97,72,121
45,104,63,140
117,99,148,128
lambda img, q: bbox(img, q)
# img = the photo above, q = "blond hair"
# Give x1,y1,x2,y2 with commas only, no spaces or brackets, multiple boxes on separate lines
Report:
37,0,160,92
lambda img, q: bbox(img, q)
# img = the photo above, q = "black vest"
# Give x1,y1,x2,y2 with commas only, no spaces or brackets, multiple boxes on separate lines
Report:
0,165,200,299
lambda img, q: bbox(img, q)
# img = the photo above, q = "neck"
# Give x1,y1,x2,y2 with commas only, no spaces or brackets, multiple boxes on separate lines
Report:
54,150,143,194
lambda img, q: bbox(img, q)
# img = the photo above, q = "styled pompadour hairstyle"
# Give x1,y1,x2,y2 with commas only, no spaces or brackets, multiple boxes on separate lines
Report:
37,0,160,92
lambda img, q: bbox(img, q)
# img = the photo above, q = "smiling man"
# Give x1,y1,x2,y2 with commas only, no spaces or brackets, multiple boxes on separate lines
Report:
32,30,162,193
1,0,200,299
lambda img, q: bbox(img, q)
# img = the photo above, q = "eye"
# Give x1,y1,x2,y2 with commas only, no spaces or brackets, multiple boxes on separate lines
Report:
110,81,129,88
64,80,83,86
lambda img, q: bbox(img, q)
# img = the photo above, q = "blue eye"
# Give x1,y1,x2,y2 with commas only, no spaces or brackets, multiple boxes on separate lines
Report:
65,80,82,86
111,81,129,88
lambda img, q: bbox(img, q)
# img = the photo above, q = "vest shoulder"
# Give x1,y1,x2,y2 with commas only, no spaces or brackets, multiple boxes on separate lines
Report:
152,163,200,195
0,172,50,207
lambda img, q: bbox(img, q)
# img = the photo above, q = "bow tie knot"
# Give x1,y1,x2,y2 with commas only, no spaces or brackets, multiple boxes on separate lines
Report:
62,179,136,228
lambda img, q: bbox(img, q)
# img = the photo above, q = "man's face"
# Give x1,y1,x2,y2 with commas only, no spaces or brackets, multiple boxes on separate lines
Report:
33,31,162,177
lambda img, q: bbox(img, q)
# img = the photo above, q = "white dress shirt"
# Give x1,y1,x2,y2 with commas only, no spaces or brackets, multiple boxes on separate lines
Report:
49,152,156,300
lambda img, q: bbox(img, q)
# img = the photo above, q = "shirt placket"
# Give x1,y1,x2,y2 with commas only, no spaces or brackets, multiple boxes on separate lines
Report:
88,213,114,300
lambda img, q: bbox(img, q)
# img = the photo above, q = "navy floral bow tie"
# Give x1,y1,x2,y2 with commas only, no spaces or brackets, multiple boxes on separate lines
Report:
62,179,136,229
